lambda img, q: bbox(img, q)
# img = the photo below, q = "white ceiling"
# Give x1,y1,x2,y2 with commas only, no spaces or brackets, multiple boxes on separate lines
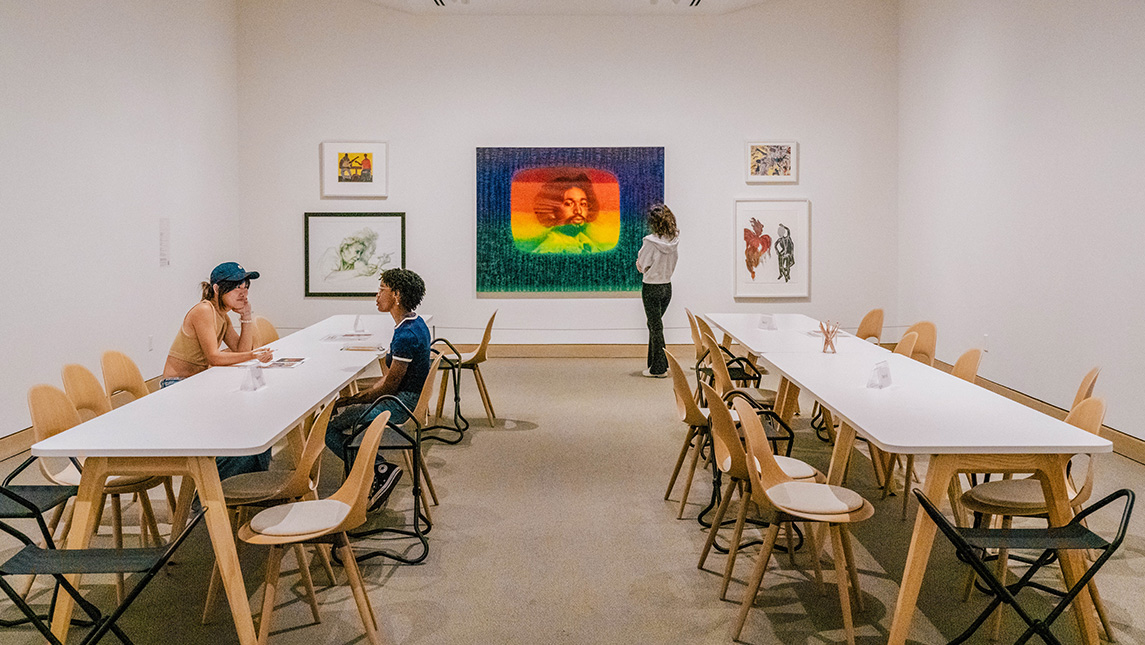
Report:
364,0,770,16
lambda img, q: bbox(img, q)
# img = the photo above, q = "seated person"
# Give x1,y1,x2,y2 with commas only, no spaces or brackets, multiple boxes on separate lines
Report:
162,261,274,480
326,268,430,510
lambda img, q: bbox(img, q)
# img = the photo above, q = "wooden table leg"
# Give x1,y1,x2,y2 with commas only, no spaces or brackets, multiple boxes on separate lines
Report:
1035,455,1099,644
170,474,198,537
50,457,110,642
188,456,257,645
774,377,801,426
886,453,959,645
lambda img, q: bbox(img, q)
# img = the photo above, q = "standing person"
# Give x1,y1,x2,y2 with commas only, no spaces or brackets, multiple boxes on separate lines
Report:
162,262,275,479
635,203,680,378
326,268,431,510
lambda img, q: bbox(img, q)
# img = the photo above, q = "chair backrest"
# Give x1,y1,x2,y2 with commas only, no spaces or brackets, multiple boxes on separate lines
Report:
470,310,498,364
732,397,792,511
684,308,706,363
893,331,918,358
328,410,391,532
274,402,335,500
253,316,280,346
28,384,82,443
903,321,937,365
62,364,112,421
1064,396,1107,507
856,308,884,344
1072,367,1100,411
951,349,983,383
101,350,150,407
700,382,748,481
693,316,721,350
666,351,708,427
410,353,446,425
700,331,734,397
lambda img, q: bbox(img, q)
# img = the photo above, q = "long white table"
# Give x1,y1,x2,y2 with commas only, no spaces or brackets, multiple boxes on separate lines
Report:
703,312,1112,645
34,314,401,644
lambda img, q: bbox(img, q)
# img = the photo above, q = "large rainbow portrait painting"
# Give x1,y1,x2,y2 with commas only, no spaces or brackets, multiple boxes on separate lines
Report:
476,147,665,293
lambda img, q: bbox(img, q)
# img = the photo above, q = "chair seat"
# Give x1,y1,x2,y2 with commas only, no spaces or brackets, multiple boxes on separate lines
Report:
249,499,350,537
221,470,292,503
47,462,158,489
736,387,776,408
962,477,1079,513
0,485,76,518
767,482,866,515
774,456,817,481
700,407,740,423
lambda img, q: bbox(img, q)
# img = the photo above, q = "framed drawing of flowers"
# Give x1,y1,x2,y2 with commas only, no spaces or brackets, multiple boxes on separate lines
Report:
745,141,798,184
734,199,809,298
304,213,405,297
320,141,388,197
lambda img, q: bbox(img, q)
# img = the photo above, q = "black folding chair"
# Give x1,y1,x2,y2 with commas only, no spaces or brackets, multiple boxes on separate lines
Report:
914,488,1134,645
0,499,205,645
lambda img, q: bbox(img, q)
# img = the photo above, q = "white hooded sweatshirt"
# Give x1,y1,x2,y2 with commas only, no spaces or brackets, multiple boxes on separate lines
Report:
636,234,680,284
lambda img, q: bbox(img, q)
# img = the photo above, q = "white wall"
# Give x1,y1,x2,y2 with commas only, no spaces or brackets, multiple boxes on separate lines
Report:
897,0,1145,437
235,0,900,345
0,0,242,434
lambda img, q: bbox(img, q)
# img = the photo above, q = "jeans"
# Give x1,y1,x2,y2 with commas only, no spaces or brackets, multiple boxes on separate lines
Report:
642,282,672,375
161,376,271,480
324,389,420,467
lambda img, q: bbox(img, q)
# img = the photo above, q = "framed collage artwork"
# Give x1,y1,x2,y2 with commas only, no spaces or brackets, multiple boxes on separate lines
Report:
734,199,810,298
745,141,798,184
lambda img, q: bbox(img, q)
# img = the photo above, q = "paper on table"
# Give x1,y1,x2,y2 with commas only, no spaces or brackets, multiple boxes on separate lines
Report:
342,344,387,353
321,333,373,341
263,357,306,368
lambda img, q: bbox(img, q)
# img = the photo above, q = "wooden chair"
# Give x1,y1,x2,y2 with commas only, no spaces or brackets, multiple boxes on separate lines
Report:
1072,366,1100,410
696,382,822,601
729,396,874,645
664,351,712,519
684,309,764,400
28,384,167,603
700,332,786,451
253,316,280,347
855,308,884,343
201,403,338,625
435,310,497,427
902,321,937,365
238,411,393,645
960,396,1113,640
892,331,918,358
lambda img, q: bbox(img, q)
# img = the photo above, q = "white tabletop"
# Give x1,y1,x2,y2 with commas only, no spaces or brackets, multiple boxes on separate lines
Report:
33,314,404,458
704,312,885,355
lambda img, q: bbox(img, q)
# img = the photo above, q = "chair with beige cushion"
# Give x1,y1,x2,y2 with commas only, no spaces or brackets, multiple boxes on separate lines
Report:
960,396,1113,640
729,396,874,645
664,351,713,519
701,332,786,451
435,310,498,427
696,381,822,601
239,411,392,645
902,321,937,366
685,309,764,400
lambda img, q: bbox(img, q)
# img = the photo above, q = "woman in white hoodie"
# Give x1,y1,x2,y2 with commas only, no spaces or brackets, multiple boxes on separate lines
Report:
635,204,680,377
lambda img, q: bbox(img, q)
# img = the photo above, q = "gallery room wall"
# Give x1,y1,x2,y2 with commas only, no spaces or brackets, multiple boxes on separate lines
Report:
0,0,242,433
234,0,900,345
897,0,1145,437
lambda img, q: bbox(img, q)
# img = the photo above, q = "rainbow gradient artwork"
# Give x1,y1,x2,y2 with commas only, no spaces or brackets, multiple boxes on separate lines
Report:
476,147,664,293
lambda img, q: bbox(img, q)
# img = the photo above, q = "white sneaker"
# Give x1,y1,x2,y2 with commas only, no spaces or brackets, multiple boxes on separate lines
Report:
642,368,668,378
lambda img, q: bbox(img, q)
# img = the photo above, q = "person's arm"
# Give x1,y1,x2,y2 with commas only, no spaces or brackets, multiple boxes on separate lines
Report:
341,359,407,406
635,239,653,273
221,300,257,352
188,303,271,366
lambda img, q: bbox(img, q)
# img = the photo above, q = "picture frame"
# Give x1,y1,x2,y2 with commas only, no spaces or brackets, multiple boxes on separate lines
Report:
734,199,810,298
320,141,388,197
304,212,405,297
745,141,798,184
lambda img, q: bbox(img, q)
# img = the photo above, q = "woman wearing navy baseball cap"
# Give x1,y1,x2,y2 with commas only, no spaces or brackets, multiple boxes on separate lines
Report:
161,262,275,476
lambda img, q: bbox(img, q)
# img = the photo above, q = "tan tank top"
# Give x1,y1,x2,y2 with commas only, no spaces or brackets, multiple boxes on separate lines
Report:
167,305,230,367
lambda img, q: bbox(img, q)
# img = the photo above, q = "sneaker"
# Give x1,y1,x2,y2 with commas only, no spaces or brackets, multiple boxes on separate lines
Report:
642,368,668,379
368,461,403,511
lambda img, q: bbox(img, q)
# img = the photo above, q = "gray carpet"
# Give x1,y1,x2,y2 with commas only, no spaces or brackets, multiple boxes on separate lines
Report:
2,357,1144,644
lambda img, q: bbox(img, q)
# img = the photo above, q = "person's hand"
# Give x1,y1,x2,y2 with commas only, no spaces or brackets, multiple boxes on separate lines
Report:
253,347,274,363
238,300,254,321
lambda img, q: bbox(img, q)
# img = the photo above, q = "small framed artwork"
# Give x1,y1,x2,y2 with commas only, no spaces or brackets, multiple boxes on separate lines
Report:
320,141,388,198
745,141,798,184
734,199,810,298
305,212,405,297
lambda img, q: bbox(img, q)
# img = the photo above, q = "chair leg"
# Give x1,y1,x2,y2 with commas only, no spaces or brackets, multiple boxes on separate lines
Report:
338,535,384,645
1089,579,1115,642
867,445,888,490
961,512,989,602
677,431,706,519
315,544,337,586
901,455,915,520
112,494,125,604
721,484,751,600
434,367,450,422
163,477,178,519
258,546,285,645
990,515,1014,640
698,478,735,571
665,426,697,500
731,523,781,640
840,526,864,612
808,523,825,590
417,450,439,506
293,544,322,624
472,365,496,426
139,492,162,546
829,525,857,645
947,476,968,527
201,561,221,624
784,522,796,567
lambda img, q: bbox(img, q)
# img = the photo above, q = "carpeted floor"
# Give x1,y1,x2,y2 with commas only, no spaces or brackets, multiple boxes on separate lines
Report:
2,357,1144,644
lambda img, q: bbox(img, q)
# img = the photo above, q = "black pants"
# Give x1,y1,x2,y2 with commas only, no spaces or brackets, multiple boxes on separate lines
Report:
642,282,672,374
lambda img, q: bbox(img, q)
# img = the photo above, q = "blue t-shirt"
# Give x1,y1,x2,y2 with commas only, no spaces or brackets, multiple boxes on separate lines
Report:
386,315,431,395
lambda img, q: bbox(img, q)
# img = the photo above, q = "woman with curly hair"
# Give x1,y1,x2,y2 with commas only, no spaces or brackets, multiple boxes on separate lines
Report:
635,204,680,378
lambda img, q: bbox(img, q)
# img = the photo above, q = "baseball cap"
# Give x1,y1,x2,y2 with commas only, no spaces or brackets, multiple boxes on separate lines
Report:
210,262,260,284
